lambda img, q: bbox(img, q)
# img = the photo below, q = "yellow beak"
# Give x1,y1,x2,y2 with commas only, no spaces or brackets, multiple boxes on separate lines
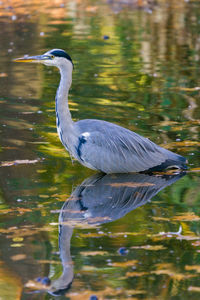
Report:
13,54,50,63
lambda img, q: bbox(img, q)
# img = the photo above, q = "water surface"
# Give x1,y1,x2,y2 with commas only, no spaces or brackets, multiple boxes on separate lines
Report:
0,0,200,299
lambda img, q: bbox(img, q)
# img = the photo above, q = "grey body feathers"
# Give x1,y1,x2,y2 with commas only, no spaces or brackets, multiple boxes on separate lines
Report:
73,119,187,173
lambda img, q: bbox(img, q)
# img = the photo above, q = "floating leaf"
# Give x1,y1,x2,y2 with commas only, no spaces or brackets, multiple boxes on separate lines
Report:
188,286,200,292
161,140,200,149
39,195,49,199
37,169,47,173
1,159,40,167
80,251,108,256
0,226,18,233
57,221,99,229
192,241,200,247
126,271,148,277
11,254,26,261
176,235,200,241
0,225,51,239
172,213,200,222
25,280,49,291
67,286,146,300
151,233,200,242
151,263,196,280
151,269,195,280
37,260,61,265
110,260,138,267
0,207,32,216
131,245,166,250
10,243,23,248
81,266,98,272
0,72,8,77
155,263,173,269
12,237,24,242
151,217,170,222
2,146,17,150
172,86,200,92
185,265,200,273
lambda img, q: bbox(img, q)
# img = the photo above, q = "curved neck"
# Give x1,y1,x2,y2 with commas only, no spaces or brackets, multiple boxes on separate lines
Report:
55,62,78,154
56,63,73,124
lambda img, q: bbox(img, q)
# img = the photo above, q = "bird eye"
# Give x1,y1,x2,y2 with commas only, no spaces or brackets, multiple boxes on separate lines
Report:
50,55,54,59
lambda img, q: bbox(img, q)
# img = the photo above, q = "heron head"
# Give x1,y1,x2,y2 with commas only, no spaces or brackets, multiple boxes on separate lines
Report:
14,49,73,69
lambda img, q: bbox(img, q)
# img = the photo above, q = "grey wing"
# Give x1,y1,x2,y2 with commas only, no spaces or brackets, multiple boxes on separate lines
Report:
76,123,170,173
59,172,184,225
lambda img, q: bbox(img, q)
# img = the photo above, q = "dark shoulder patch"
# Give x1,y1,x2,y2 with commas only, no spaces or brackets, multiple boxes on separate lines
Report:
76,136,87,161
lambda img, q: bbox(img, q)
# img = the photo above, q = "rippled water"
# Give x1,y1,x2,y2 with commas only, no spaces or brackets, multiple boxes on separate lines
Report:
0,0,200,299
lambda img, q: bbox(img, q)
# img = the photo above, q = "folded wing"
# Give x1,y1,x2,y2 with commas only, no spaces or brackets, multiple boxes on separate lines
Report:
75,119,185,173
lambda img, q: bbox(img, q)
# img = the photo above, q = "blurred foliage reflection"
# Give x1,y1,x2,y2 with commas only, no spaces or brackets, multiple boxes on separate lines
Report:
0,0,200,299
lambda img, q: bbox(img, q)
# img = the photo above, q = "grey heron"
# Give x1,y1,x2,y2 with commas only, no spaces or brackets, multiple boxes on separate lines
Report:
14,49,187,173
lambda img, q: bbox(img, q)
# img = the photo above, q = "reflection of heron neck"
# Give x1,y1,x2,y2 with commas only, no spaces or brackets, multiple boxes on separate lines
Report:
49,225,74,293
55,63,78,154
59,224,73,265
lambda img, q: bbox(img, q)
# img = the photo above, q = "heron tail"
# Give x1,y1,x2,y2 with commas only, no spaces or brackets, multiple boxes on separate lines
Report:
146,154,188,172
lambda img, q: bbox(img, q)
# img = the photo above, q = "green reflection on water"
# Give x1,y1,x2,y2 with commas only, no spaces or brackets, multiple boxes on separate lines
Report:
0,0,200,299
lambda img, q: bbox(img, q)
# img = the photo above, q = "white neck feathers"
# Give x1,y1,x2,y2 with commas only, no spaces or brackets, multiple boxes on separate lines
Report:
55,59,78,155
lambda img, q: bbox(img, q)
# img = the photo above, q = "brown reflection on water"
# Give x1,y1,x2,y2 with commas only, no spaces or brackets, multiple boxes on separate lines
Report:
0,0,200,299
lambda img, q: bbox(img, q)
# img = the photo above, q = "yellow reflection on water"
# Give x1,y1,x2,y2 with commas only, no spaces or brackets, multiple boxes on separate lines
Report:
0,262,22,300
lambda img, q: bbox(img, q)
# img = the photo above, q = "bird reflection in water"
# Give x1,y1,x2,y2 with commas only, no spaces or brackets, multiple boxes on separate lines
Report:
31,172,185,296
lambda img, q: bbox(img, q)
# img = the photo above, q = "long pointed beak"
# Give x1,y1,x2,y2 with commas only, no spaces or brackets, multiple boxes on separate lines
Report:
13,54,50,63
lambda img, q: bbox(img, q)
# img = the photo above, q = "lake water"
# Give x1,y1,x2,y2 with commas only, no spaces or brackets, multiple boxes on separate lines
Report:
0,0,200,299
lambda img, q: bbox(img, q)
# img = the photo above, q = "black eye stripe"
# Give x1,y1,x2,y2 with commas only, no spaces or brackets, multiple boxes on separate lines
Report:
49,50,73,63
